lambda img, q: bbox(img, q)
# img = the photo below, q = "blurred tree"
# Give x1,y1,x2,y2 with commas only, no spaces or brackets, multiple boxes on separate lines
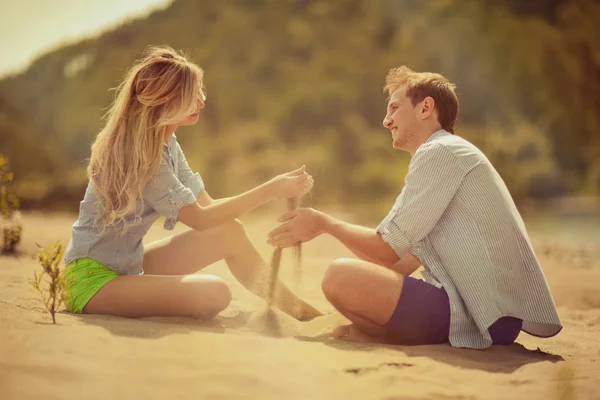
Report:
0,0,598,210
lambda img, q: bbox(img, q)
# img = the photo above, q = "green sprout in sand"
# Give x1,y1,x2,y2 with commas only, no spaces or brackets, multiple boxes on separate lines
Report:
30,241,70,324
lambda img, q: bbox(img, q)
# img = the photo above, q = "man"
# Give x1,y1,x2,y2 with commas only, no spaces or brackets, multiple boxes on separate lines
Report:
267,66,562,348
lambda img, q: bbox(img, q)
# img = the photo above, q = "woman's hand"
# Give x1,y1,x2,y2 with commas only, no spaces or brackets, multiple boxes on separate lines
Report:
268,165,314,199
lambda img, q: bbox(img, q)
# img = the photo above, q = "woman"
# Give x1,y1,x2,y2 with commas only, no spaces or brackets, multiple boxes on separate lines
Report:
63,46,321,321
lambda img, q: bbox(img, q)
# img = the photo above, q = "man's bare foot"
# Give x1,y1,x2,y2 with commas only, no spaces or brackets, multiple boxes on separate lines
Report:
330,324,388,344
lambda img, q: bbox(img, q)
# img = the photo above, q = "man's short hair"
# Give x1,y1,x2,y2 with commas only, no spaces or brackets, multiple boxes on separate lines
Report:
384,66,459,133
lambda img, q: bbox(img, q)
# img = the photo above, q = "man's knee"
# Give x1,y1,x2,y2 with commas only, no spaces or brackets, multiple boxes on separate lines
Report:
321,258,355,303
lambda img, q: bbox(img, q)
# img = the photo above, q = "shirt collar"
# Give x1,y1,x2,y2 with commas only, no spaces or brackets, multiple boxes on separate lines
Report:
164,132,176,148
425,129,451,143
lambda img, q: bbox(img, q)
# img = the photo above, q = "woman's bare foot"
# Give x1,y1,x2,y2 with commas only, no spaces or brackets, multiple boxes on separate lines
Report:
330,324,389,344
293,304,324,321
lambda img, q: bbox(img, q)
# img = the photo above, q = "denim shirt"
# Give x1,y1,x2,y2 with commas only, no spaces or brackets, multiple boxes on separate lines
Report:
64,134,204,275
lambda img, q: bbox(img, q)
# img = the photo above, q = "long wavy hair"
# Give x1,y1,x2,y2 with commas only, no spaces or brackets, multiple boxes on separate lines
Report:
88,45,204,231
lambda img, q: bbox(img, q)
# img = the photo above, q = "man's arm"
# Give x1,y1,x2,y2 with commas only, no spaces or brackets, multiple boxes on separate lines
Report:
375,143,468,258
321,213,423,275
269,143,468,275
268,208,422,275
321,213,398,266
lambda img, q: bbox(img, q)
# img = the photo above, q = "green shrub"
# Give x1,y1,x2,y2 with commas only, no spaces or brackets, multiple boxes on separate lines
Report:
0,154,22,254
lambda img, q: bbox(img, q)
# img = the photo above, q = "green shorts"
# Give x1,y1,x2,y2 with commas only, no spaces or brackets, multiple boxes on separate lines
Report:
63,258,120,314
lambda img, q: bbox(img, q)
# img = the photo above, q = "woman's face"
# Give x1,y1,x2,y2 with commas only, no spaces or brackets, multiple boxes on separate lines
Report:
177,93,206,126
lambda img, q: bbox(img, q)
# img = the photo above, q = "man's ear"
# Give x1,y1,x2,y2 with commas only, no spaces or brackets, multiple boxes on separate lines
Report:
420,96,435,120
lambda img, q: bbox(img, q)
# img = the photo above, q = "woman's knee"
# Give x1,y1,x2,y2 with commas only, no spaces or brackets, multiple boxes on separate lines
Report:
223,218,245,235
219,218,248,245
212,279,232,309
190,278,232,319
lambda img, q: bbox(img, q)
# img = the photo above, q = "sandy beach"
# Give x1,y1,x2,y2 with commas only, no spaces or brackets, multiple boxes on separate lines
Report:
1,211,599,400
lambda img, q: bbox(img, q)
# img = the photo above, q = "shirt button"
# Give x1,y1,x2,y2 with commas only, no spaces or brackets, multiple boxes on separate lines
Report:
88,270,93,275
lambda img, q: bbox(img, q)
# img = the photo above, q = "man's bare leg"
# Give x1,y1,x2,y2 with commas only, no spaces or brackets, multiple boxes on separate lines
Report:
321,258,404,340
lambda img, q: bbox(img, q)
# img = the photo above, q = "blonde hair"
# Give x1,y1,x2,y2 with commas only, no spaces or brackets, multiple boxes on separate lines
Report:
384,66,459,133
88,45,204,231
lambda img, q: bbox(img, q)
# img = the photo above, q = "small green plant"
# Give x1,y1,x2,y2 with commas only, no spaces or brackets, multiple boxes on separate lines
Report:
0,154,22,254
30,241,69,323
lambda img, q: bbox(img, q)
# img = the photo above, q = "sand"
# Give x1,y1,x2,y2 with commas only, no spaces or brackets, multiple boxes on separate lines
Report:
1,211,599,400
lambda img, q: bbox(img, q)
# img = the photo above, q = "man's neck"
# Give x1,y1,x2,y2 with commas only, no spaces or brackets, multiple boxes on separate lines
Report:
407,125,444,156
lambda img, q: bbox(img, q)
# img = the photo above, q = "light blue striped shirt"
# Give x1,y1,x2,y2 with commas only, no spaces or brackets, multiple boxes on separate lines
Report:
64,134,204,275
377,130,562,349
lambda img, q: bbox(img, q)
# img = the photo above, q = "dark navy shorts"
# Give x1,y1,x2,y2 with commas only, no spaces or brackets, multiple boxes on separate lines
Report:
383,276,523,346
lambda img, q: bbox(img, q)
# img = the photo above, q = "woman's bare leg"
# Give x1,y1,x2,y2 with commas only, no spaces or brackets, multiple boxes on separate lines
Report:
83,221,244,318
141,219,258,277
141,219,320,319
83,274,231,318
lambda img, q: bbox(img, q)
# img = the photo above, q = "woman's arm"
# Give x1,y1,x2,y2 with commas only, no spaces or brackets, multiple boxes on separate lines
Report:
179,166,312,232
196,190,232,207
179,182,273,230
196,190,214,206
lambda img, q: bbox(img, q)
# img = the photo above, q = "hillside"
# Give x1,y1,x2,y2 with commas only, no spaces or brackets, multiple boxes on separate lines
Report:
1,0,598,209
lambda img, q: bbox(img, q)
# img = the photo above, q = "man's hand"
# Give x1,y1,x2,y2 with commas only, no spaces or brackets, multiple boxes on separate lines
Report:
267,207,326,248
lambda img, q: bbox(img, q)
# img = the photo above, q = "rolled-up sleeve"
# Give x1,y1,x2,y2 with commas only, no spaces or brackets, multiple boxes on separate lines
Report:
175,141,205,198
143,157,198,230
377,143,469,258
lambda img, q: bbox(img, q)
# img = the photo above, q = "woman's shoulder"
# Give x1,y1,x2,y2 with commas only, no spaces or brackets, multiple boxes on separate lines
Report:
82,180,98,201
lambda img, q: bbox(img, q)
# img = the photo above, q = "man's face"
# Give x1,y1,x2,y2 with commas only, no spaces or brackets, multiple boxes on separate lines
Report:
382,87,419,151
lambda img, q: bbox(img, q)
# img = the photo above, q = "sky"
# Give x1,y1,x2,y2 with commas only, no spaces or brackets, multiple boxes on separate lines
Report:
0,0,172,77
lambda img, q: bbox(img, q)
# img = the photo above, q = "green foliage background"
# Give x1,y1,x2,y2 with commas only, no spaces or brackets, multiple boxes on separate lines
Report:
0,0,598,211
